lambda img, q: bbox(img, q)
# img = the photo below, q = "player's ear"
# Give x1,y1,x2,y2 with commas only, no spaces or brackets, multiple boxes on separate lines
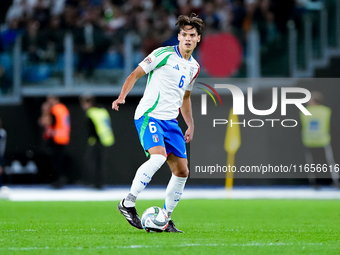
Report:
197,35,201,43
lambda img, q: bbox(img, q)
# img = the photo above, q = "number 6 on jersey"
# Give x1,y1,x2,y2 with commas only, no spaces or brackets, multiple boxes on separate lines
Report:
178,75,185,88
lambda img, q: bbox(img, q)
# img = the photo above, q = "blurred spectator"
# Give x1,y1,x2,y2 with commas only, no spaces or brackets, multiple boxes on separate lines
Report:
215,0,232,32
0,0,300,83
78,0,91,21
31,0,52,29
300,91,340,189
38,95,70,189
22,19,54,63
5,0,31,25
0,17,22,52
102,2,126,56
44,15,65,56
0,15,23,92
156,6,177,38
200,1,220,34
73,5,111,79
79,94,115,189
177,0,196,16
103,1,126,34
60,0,80,30
21,19,56,82
0,118,6,187
144,7,175,52
141,18,162,56
229,0,247,35
252,0,276,47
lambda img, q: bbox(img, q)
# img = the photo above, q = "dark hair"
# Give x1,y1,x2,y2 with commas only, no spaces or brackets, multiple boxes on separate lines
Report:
176,13,205,35
310,91,324,104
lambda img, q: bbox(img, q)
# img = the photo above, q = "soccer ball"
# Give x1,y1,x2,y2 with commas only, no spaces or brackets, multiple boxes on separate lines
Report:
141,206,168,232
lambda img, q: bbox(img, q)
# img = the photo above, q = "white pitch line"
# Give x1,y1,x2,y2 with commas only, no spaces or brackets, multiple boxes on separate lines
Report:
2,186,340,201
0,242,338,251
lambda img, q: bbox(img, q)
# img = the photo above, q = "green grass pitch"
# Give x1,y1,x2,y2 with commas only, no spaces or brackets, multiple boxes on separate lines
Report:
0,199,339,255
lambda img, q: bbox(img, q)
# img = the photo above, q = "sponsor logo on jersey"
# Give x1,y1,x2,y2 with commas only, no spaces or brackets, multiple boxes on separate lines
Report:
152,134,159,143
173,64,180,70
143,57,152,64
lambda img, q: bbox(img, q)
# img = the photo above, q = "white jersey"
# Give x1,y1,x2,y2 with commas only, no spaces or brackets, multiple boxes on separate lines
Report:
134,45,200,120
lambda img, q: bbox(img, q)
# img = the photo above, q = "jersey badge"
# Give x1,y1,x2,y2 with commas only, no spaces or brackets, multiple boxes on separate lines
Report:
152,134,159,143
173,64,180,70
143,57,152,65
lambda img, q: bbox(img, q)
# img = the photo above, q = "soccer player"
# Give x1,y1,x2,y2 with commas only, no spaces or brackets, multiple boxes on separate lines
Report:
112,13,204,233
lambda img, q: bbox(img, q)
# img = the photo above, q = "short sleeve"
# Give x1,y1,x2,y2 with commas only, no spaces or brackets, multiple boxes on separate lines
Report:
139,47,173,75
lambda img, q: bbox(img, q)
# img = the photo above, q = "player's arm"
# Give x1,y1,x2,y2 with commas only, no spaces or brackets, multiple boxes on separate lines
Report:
112,66,146,111
180,90,194,143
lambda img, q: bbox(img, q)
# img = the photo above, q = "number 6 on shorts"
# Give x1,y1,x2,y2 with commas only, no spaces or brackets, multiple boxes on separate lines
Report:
149,122,157,133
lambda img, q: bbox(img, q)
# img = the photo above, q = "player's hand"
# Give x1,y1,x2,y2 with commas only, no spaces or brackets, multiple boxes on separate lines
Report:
112,98,125,111
184,126,194,143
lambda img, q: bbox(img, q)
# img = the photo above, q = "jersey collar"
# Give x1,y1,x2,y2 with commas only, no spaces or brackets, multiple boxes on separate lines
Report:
174,45,192,61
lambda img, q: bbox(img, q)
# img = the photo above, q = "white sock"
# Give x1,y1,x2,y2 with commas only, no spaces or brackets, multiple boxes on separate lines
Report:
164,173,187,219
124,154,166,207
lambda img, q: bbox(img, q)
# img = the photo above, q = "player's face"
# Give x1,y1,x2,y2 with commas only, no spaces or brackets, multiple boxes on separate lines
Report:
178,25,201,53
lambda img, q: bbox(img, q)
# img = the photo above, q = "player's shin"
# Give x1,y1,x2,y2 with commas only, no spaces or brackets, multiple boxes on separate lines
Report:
164,173,187,219
124,154,166,207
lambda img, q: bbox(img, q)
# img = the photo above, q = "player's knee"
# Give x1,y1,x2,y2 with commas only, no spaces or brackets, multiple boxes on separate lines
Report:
149,154,167,168
174,168,189,178
182,168,189,178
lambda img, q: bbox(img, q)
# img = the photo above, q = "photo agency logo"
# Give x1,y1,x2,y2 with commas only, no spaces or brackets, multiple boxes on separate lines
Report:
197,82,223,107
197,83,312,128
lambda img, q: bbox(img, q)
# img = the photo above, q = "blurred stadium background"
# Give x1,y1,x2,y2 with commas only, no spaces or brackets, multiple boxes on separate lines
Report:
1,0,340,190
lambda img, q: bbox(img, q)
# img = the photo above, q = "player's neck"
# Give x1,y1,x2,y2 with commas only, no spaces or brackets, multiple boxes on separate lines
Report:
178,46,193,60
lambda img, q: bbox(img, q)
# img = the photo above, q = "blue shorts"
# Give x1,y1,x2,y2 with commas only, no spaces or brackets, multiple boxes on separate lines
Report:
135,116,187,158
